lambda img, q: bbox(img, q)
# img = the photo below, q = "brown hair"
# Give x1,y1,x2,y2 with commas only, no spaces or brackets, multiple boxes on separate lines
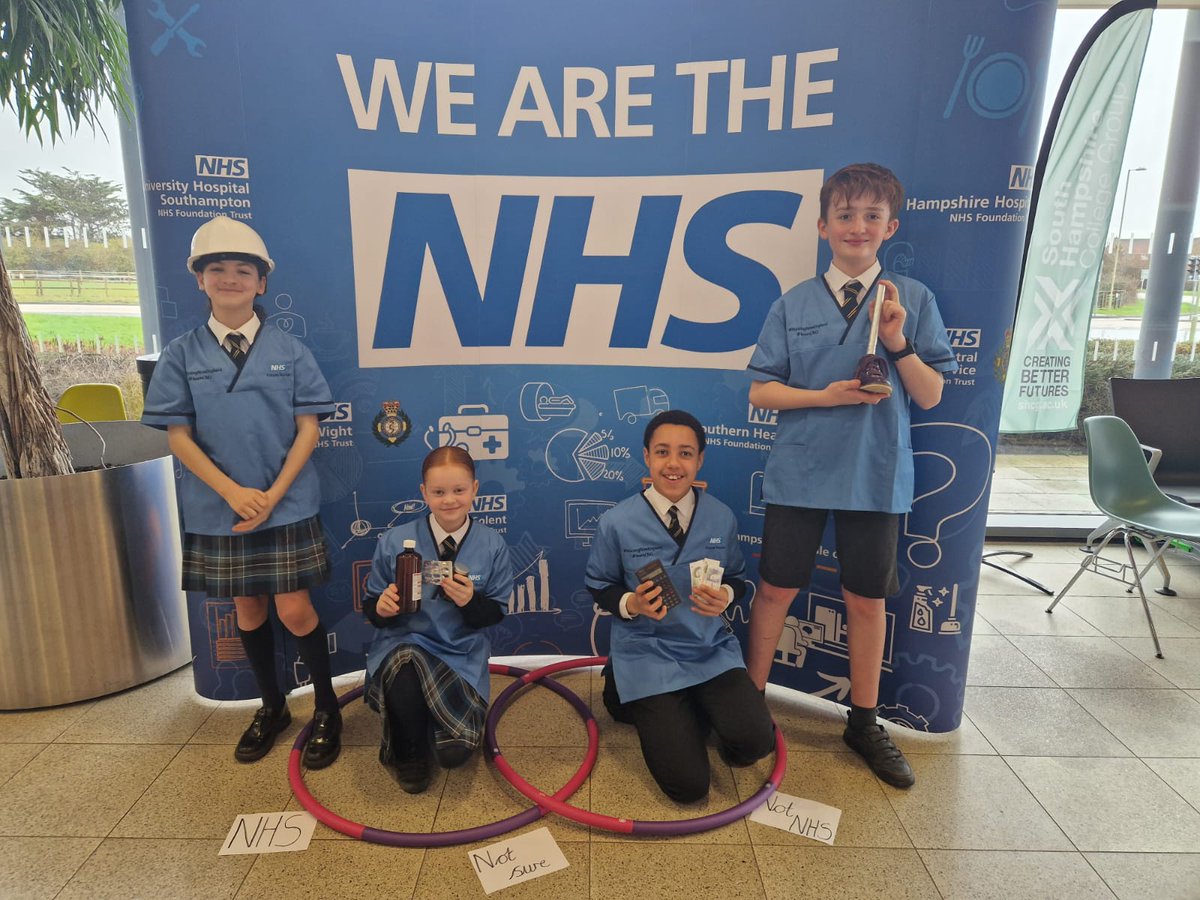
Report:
819,163,904,221
421,446,475,480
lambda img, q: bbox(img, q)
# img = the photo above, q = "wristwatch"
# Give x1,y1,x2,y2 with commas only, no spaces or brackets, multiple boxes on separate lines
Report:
888,338,916,362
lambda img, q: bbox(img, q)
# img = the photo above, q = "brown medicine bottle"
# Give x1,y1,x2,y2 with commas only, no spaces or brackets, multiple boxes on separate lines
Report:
396,539,423,614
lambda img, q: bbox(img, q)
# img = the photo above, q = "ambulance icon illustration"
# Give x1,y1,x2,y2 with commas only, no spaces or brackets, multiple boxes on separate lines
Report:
424,404,509,459
613,386,669,424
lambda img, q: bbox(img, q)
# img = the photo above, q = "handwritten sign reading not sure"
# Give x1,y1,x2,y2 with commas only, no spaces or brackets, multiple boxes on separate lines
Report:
749,792,842,845
468,827,569,894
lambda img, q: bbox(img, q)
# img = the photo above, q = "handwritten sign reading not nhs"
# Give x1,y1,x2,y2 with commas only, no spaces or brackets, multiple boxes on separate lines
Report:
749,792,842,845
469,827,569,894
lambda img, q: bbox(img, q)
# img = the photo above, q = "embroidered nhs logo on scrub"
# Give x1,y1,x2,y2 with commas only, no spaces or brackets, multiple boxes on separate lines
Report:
348,171,820,369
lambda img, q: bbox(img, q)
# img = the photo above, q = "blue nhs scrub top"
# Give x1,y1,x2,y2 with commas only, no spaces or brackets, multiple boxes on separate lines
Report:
364,518,511,700
747,272,958,513
142,321,334,535
585,489,747,704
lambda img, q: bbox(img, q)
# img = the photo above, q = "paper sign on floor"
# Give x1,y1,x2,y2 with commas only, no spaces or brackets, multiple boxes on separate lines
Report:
750,792,842,845
219,811,317,856
468,826,568,894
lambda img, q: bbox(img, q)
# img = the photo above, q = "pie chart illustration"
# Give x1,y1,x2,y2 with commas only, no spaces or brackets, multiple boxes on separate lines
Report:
545,429,611,483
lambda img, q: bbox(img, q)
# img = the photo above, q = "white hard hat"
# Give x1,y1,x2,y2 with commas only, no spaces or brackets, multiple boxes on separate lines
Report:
186,216,275,273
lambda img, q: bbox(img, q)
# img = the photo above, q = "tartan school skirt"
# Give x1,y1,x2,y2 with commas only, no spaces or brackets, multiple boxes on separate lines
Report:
182,514,331,598
365,644,487,759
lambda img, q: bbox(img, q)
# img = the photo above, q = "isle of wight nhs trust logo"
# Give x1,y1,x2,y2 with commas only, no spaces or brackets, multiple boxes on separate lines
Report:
348,170,819,369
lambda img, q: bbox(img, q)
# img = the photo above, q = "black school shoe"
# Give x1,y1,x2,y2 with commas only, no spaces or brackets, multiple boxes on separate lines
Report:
843,722,916,788
303,709,343,769
234,705,292,763
382,741,430,794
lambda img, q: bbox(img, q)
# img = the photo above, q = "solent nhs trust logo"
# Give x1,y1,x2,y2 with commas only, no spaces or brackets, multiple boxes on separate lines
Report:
349,171,820,369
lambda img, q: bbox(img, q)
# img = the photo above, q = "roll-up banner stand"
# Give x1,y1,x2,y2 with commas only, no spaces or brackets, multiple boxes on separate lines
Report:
127,0,1056,731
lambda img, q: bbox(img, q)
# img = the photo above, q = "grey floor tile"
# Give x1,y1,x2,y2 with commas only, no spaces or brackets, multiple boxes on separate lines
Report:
0,701,95,744
56,668,217,745
1067,688,1200,757
238,838,424,899
433,745,591,844
0,744,44,787
1008,636,1174,688
1065,595,1200,638
0,744,178,837
1113,637,1200,688
889,712,997,755
110,744,295,839
413,840,588,900
971,613,1000,635
1007,757,1200,852
754,846,939,899
491,671,594,749
963,687,1130,757
976,595,1101,636
588,747,749,844
57,837,251,900
1084,852,1200,900
1141,758,1200,812
965,636,1056,687
0,836,100,900
761,689,848,752
884,755,1071,850
732,750,911,848
593,842,764,900
918,849,1115,899
283,745,445,840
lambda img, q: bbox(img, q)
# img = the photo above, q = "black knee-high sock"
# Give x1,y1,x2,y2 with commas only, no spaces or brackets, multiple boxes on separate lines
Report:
238,620,285,709
294,620,338,713
384,662,429,755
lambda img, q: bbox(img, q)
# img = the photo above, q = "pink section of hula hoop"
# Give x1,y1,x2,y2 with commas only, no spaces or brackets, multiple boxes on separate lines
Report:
286,663,598,847
486,656,787,837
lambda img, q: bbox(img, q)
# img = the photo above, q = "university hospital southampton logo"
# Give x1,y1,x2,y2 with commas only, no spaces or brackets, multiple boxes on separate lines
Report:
348,171,822,370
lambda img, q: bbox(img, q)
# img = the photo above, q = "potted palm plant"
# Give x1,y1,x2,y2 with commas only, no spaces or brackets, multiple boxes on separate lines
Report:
0,0,192,708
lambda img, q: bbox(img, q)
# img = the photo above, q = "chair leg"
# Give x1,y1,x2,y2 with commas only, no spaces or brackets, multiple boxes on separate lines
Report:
1048,530,1118,613
1123,532,1165,659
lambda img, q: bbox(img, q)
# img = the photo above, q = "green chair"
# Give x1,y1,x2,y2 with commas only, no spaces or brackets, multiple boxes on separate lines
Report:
1047,416,1200,659
56,383,128,424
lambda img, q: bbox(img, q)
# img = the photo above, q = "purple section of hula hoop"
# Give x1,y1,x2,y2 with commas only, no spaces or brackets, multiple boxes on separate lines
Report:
290,665,598,848
486,656,788,836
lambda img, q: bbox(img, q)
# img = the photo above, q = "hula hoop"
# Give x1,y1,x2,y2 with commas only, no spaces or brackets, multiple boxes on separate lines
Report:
288,663,598,847
486,656,787,836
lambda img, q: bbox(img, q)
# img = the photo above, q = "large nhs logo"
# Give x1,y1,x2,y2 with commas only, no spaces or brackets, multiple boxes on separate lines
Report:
349,171,819,368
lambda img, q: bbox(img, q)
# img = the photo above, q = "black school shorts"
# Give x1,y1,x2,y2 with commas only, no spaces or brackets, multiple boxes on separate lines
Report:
759,505,899,599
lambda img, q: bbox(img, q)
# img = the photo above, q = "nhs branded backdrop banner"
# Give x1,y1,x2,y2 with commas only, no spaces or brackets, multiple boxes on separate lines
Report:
127,0,1055,730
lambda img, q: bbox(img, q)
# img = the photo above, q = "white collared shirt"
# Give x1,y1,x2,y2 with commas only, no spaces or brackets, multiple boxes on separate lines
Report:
824,261,882,307
209,311,262,348
618,486,731,618
429,515,470,554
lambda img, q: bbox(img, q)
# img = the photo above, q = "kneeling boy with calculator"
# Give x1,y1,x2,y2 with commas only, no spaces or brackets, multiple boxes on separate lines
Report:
585,410,774,803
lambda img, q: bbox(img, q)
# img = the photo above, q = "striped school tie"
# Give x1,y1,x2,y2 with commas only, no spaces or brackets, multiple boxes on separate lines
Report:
842,280,864,321
666,505,685,545
439,535,457,561
225,332,247,362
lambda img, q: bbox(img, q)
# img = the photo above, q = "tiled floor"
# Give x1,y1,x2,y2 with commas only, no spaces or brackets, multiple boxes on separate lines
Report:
2,542,1200,899
990,450,1094,515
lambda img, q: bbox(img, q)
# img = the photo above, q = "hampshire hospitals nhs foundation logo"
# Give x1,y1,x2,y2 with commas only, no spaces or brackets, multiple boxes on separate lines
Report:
348,171,819,369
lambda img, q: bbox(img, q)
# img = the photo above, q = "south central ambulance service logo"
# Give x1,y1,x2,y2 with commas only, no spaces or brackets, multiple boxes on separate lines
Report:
372,400,412,446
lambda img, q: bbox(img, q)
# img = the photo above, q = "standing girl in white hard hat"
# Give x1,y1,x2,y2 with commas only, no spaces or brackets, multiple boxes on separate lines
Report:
142,215,342,769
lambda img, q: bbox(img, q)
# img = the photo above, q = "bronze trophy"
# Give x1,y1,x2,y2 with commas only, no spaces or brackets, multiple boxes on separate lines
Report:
853,284,893,397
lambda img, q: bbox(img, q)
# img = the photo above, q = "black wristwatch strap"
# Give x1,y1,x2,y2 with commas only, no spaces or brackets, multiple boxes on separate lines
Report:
888,338,916,362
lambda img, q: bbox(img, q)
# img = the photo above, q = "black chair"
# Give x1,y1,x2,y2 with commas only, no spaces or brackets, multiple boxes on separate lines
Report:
1109,377,1200,505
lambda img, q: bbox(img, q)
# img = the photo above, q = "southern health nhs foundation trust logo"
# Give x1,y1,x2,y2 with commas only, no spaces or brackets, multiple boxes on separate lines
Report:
348,170,819,369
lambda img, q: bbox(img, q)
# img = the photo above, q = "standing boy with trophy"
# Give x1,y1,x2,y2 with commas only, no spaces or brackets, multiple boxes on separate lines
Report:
743,163,958,788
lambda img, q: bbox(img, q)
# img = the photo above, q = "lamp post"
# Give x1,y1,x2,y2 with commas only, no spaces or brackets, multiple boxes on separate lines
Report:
1107,166,1146,309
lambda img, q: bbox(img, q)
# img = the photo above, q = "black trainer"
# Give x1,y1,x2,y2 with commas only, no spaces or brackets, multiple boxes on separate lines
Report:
303,709,343,770
234,705,292,763
387,739,431,794
843,723,915,788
